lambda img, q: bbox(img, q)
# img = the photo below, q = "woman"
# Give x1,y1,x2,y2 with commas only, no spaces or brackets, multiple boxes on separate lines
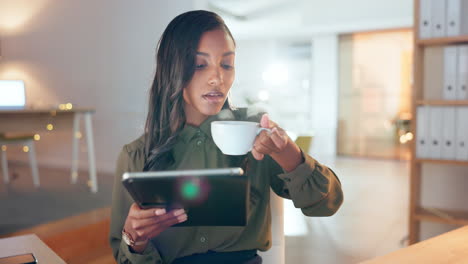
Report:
109,10,343,264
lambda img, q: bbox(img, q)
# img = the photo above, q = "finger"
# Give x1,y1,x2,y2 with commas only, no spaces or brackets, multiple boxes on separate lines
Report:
129,203,157,219
131,209,183,230
251,146,264,160
130,216,161,230
155,209,185,223
132,210,187,240
146,213,188,239
131,205,166,219
256,139,280,154
136,208,184,227
255,131,282,153
270,127,288,150
261,114,279,128
260,114,270,128
159,212,188,228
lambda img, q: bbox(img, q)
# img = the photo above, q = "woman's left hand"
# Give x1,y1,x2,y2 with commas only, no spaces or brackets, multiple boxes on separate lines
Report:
251,114,289,161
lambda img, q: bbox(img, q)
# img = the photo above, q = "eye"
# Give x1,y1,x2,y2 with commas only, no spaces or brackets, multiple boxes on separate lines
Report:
221,64,234,70
195,64,207,69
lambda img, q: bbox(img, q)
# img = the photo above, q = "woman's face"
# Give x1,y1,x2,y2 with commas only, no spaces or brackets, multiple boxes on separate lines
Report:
183,29,236,126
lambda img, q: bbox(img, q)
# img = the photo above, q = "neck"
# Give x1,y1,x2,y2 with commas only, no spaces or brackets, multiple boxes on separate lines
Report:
185,118,206,127
184,109,208,127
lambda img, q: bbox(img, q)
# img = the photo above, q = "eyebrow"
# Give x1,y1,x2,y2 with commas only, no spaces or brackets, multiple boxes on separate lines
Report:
196,51,235,57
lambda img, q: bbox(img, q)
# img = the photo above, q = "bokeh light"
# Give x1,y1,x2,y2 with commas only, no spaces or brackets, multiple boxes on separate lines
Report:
181,180,200,200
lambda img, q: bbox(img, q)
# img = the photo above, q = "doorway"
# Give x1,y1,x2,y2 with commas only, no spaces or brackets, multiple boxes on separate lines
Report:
337,29,413,160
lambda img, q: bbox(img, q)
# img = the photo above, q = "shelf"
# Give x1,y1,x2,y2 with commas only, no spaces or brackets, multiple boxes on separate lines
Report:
417,35,468,46
409,0,468,245
416,100,468,106
415,159,468,166
415,207,468,226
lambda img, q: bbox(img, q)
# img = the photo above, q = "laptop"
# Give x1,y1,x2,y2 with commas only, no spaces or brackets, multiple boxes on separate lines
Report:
0,80,26,110
122,167,249,226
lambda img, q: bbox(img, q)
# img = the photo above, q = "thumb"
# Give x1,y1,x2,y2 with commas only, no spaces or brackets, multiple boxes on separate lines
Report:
260,114,270,128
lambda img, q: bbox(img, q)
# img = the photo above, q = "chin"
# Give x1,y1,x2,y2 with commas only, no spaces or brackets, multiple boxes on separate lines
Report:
200,105,224,116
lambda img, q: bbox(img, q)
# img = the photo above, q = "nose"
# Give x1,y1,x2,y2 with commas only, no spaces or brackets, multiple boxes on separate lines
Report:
208,68,222,86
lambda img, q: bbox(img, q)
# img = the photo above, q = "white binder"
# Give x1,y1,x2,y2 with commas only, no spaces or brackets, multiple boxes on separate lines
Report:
457,45,468,100
446,0,468,36
416,106,430,159
431,0,447,38
443,46,458,100
455,107,468,160
420,0,433,39
429,106,443,159
447,0,461,36
441,107,456,159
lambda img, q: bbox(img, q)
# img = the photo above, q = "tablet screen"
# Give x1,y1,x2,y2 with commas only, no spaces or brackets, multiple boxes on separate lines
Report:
122,168,248,226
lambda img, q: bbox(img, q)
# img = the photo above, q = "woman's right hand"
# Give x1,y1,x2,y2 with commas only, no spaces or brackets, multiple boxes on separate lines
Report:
123,203,188,253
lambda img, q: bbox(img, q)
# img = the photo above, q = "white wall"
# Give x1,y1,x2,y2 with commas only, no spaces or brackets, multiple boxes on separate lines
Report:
310,35,338,161
232,39,313,132
302,0,413,32
206,0,413,40
0,0,195,173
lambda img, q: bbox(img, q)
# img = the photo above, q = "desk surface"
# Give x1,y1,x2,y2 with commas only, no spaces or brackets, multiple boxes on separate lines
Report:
0,234,66,264
362,225,468,263
0,108,95,133
0,108,95,114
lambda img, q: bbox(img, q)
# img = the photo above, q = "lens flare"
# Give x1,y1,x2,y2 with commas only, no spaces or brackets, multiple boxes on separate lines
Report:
181,181,200,200
176,177,210,206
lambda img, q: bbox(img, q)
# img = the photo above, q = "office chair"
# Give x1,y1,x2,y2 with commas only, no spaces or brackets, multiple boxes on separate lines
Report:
0,133,40,187
295,135,313,154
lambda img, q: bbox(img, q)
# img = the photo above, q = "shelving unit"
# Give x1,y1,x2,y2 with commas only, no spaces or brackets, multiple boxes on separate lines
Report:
417,35,468,46
414,207,468,226
416,100,468,106
409,0,468,244
415,159,468,166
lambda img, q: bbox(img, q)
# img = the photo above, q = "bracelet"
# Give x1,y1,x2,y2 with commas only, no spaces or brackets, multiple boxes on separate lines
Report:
122,229,148,247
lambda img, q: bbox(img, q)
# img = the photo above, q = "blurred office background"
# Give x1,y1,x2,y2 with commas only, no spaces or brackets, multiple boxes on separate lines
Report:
0,0,463,263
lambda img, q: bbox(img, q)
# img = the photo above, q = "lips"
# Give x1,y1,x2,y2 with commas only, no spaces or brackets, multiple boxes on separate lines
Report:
202,91,224,102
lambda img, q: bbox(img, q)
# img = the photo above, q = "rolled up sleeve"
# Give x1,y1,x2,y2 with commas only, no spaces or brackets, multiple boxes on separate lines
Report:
271,153,343,217
116,239,163,264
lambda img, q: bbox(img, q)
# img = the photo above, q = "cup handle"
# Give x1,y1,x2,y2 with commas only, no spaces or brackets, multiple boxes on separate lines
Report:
257,127,272,135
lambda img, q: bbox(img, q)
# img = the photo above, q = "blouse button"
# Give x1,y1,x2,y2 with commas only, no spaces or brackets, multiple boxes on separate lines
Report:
197,140,202,146
200,236,206,243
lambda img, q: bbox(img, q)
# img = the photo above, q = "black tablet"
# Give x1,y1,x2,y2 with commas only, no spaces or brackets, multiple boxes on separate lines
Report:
122,167,249,226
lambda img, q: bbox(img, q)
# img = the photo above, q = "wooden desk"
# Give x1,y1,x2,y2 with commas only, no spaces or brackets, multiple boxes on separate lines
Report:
0,234,65,264
4,207,114,264
362,225,468,263
0,108,98,192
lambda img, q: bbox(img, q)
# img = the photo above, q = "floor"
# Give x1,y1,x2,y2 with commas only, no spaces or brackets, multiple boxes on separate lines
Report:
0,157,409,264
284,157,409,264
0,162,114,236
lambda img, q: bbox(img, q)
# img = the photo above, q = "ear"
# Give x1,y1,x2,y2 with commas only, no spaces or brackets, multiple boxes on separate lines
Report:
182,88,189,103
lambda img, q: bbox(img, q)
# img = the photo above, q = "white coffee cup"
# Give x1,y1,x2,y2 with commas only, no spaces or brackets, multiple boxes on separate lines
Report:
211,121,270,155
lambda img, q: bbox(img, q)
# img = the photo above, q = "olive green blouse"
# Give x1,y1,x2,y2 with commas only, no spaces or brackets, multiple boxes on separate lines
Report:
109,108,343,264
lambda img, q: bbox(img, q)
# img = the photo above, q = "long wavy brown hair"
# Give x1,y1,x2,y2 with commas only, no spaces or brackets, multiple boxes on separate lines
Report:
143,10,236,171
